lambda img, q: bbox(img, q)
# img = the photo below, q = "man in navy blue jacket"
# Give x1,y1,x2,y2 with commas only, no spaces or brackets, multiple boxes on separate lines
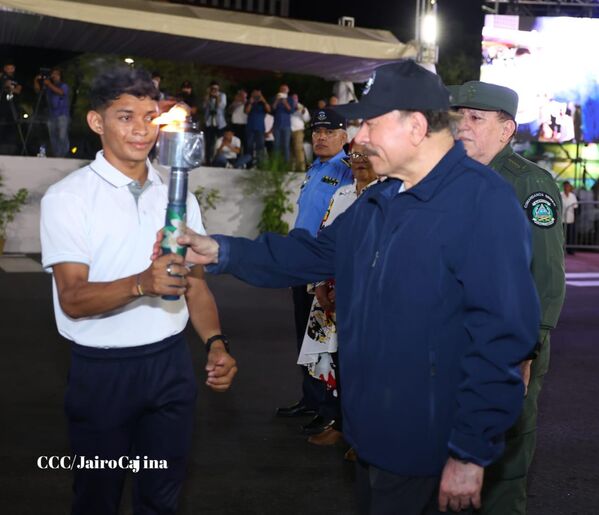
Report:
169,61,540,514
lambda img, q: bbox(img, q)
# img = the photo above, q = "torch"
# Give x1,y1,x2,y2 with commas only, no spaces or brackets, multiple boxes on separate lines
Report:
153,105,204,300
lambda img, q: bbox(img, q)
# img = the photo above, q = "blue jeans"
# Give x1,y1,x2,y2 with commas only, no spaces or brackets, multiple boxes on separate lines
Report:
273,125,291,161
245,128,265,162
47,115,70,157
212,153,252,169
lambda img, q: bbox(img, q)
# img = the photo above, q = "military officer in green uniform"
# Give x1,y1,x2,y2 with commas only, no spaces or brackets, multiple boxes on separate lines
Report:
450,81,565,514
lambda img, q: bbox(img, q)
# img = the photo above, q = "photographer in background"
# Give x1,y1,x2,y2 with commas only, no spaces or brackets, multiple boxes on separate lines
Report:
203,80,227,164
176,80,199,123
34,67,70,157
271,83,295,162
0,61,23,154
212,128,251,169
244,88,270,165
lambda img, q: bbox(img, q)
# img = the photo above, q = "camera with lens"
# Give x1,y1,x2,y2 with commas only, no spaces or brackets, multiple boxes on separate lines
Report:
39,67,51,80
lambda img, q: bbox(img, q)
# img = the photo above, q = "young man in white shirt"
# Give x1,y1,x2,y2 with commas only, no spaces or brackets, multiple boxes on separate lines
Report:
40,67,237,515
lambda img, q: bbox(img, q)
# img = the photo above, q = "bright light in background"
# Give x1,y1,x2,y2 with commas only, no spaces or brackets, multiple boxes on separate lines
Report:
22,113,29,119
124,57,135,66
422,13,438,46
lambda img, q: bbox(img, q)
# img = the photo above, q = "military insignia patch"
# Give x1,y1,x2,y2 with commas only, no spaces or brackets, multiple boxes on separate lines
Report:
317,110,327,121
523,192,558,228
321,176,340,186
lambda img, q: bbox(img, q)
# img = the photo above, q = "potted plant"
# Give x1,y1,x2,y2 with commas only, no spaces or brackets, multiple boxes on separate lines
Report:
0,174,28,255
241,153,294,235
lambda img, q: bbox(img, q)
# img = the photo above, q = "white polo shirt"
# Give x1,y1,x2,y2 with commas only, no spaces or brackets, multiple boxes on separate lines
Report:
40,151,206,348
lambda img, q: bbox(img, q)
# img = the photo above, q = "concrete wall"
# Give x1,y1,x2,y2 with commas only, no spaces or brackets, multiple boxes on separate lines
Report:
0,156,304,253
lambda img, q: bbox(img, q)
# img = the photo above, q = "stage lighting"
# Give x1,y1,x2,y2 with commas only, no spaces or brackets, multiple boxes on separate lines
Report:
422,13,437,46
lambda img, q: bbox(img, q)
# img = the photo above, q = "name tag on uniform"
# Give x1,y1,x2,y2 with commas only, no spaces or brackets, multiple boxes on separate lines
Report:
321,176,339,186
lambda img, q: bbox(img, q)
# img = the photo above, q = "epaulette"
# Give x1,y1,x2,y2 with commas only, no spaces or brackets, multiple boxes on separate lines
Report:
504,152,553,181
506,155,526,171
341,157,351,167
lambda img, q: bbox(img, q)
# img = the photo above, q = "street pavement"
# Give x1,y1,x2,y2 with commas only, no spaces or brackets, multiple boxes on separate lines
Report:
0,254,597,514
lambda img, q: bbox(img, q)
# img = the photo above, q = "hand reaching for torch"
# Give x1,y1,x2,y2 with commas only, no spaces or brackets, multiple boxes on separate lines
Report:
152,228,220,266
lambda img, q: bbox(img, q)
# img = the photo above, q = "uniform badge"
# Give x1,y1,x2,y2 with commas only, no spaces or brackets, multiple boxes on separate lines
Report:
363,72,376,96
317,111,327,121
523,192,558,228
321,176,340,186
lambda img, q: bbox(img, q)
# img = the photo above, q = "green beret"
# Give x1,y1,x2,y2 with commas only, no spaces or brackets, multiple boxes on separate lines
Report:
449,81,519,119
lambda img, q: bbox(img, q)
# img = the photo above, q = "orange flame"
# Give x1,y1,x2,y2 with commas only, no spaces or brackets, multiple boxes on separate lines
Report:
152,104,189,132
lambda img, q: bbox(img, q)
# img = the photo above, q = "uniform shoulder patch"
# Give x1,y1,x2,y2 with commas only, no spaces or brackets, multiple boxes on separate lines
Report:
321,176,340,186
523,191,558,228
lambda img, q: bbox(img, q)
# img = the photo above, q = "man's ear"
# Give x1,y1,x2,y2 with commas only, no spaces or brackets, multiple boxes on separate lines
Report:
410,112,429,144
87,110,104,136
501,119,517,143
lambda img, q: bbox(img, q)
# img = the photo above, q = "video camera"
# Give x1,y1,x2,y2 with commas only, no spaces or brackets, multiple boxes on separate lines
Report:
39,67,51,80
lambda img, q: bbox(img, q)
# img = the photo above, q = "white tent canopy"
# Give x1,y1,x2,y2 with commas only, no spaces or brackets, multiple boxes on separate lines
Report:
0,0,417,80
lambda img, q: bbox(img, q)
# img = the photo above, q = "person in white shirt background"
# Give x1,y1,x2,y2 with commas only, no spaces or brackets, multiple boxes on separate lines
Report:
561,180,578,254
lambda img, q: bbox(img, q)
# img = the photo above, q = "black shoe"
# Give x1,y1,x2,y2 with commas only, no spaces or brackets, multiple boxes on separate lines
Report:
301,415,337,436
276,401,317,418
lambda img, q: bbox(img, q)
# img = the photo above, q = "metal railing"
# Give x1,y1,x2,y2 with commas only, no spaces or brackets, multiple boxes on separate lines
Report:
563,201,599,251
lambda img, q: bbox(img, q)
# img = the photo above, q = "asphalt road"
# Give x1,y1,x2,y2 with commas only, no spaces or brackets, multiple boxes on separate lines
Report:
0,264,597,514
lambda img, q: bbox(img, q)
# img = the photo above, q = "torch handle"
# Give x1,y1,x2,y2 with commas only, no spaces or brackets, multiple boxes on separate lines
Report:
161,200,187,301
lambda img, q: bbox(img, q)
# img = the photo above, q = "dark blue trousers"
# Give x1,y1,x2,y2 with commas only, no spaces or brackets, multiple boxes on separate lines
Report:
355,460,474,515
65,333,197,515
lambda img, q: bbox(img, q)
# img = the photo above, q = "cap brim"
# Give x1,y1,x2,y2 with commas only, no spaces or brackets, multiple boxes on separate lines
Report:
333,101,392,121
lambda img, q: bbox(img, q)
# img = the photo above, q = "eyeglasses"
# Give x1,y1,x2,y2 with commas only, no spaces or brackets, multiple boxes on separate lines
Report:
349,152,368,160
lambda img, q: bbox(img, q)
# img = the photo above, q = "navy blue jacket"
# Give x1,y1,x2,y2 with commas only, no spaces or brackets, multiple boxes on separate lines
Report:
209,142,540,475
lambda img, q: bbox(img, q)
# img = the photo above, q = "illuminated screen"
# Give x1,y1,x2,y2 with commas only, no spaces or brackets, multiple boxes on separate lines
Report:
482,15,599,143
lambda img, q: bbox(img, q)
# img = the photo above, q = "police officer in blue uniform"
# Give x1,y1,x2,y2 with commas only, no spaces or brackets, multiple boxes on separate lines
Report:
276,108,353,437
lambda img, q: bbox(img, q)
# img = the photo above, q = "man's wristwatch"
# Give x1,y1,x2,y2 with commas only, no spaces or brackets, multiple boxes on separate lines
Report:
205,334,230,353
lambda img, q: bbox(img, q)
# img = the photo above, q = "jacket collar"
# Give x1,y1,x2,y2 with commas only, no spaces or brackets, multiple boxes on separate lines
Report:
312,149,347,169
372,141,467,204
488,143,514,172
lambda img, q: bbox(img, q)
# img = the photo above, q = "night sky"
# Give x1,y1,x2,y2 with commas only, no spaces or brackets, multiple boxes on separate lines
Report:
291,0,485,59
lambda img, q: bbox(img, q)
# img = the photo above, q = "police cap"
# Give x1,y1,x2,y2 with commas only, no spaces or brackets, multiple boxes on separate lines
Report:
333,59,450,120
311,108,347,130
450,81,519,119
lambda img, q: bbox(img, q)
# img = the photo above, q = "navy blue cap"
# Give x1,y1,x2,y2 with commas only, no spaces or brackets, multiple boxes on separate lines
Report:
334,59,450,120
311,108,347,130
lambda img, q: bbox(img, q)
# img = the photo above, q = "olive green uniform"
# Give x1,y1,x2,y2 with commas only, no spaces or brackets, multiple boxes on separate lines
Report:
479,144,566,514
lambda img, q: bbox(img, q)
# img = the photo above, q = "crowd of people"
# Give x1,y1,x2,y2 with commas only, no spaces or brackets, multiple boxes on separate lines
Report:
1,59,359,170
37,60,573,515
150,71,358,170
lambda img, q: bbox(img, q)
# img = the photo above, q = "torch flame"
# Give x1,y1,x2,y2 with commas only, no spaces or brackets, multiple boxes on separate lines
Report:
153,104,190,132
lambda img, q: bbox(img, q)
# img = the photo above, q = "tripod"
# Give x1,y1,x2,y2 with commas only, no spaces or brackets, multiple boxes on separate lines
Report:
0,87,26,155
21,81,48,156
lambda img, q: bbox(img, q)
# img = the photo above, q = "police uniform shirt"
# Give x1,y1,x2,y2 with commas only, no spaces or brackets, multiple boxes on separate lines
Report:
295,149,353,236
